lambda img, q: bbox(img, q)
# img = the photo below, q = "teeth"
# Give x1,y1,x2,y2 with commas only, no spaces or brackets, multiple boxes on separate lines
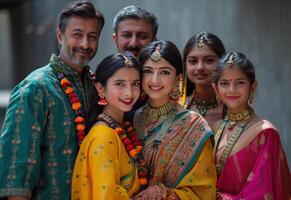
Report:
150,86,162,90
122,99,132,103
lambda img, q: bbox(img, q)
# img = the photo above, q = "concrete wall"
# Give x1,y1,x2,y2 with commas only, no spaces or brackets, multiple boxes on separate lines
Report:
0,0,290,165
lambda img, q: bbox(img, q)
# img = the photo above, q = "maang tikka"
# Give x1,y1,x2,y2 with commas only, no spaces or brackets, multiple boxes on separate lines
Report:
150,44,161,63
197,36,205,48
121,55,133,68
226,54,235,64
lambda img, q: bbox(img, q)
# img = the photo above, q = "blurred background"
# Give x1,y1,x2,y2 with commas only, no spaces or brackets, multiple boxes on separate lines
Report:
0,0,290,165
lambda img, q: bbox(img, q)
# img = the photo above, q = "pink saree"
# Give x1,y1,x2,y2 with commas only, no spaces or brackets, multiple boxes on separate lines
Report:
216,116,291,200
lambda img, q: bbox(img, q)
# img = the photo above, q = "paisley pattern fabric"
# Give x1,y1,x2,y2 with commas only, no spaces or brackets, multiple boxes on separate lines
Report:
134,103,216,199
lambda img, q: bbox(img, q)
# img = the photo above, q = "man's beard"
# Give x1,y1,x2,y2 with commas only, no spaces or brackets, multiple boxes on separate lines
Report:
63,45,95,68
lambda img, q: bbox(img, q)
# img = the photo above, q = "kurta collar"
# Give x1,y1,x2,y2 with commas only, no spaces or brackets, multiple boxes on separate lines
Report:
50,54,91,79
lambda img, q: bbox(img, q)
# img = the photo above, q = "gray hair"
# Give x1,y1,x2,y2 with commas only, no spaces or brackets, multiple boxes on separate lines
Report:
113,5,158,37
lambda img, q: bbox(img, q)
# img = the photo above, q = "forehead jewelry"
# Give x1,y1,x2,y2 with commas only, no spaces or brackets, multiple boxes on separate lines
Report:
150,44,161,63
197,36,205,48
226,54,235,64
121,55,133,68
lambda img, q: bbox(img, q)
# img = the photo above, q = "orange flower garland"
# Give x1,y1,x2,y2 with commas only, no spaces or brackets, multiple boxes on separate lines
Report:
115,122,148,189
58,72,86,145
97,114,148,189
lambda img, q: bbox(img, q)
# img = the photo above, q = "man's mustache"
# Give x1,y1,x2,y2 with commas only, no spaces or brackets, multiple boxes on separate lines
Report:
73,47,93,54
124,46,140,53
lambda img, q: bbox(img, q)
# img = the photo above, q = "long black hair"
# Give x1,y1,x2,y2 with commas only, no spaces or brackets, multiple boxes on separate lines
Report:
87,52,142,129
183,31,226,96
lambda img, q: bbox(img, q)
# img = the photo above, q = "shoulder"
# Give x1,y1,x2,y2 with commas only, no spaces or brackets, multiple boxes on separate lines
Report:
7,64,56,103
247,115,278,136
25,64,55,84
175,104,213,136
177,105,206,124
12,64,56,93
133,105,146,123
84,124,123,148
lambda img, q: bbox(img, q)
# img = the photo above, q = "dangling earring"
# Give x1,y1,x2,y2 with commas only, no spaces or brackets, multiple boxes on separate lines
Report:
169,79,182,100
98,94,107,106
248,92,254,105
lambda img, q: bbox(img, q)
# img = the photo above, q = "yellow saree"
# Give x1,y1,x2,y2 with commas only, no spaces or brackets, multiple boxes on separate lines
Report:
71,124,140,200
134,103,216,199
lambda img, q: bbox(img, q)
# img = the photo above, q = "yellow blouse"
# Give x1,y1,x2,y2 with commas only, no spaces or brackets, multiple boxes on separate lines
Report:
71,124,140,200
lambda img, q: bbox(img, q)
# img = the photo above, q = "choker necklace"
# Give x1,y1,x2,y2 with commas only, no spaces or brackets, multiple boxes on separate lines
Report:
226,109,252,131
97,113,148,189
148,102,174,123
186,93,218,117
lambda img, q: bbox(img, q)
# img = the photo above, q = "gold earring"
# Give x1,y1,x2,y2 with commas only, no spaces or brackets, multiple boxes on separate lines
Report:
248,92,254,105
169,80,181,100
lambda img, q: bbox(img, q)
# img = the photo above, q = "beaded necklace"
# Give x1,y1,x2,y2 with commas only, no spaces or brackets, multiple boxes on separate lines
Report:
55,68,86,145
97,113,148,189
185,93,218,117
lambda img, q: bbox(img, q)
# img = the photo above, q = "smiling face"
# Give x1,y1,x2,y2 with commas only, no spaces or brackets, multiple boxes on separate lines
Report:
96,67,141,119
185,45,219,89
57,17,100,72
142,57,177,107
113,18,155,57
215,66,257,114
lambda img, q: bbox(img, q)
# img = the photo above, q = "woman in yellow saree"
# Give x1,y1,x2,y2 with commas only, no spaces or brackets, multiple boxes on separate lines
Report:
133,40,216,199
71,52,146,199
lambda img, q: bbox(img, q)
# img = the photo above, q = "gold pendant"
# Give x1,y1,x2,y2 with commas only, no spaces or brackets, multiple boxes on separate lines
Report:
149,109,158,122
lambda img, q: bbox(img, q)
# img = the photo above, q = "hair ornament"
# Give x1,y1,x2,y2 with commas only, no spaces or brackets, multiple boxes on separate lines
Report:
226,54,235,64
150,44,161,63
121,55,133,68
197,36,205,48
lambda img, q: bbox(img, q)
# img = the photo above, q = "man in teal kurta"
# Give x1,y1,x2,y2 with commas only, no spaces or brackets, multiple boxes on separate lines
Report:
0,1,104,199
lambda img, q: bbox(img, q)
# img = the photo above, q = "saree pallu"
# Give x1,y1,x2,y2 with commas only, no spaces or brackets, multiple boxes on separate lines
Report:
71,124,140,200
134,104,216,199
216,117,291,200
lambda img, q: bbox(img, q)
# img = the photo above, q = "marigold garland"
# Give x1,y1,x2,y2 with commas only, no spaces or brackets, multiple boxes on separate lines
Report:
57,71,86,145
97,114,148,189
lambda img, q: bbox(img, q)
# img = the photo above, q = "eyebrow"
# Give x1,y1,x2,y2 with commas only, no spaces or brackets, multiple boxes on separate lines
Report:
143,65,174,70
72,28,98,34
113,78,140,82
187,55,217,58
219,77,248,81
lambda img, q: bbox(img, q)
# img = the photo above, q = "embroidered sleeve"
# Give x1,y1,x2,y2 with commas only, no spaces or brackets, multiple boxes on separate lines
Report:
0,79,47,198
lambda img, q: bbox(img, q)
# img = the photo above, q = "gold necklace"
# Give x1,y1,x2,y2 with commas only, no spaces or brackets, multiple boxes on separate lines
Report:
226,109,251,131
147,102,174,123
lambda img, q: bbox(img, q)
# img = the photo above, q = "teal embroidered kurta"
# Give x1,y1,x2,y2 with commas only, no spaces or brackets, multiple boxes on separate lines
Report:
0,54,95,199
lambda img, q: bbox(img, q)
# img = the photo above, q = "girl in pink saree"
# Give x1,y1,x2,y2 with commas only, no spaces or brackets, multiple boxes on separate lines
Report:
212,52,290,200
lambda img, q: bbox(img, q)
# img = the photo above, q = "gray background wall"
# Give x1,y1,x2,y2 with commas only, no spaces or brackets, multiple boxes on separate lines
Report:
0,0,290,165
